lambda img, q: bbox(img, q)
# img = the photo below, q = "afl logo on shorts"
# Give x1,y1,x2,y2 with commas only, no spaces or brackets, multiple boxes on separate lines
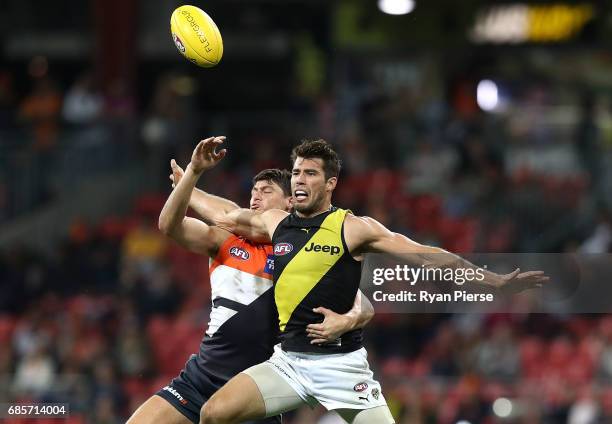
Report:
274,243,293,256
229,246,250,260
354,382,368,392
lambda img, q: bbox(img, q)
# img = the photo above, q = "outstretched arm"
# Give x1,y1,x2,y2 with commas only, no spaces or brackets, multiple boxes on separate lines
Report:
169,159,240,224
306,290,375,345
158,137,230,255
215,207,287,243
347,215,549,292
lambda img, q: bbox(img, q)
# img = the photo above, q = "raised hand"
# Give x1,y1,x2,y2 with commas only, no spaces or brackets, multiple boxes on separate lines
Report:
169,159,185,189
189,136,227,174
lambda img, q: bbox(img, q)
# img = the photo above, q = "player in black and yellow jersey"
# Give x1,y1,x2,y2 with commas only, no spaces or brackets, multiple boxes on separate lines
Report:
198,138,549,424
128,137,375,424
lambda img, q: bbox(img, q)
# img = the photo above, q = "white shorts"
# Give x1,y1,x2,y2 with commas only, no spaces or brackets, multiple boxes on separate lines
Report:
263,344,387,411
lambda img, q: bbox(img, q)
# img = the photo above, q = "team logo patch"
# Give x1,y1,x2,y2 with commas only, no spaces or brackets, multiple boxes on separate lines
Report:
274,242,293,256
163,385,188,405
264,255,275,273
354,382,368,392
229,246,250,260
304,242,340,255
372,388,380,400
172,33,186,53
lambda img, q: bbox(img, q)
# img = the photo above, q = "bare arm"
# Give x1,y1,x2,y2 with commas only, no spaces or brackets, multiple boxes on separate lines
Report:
215,208,288,243
347,215,549,291
169,137,287,243
158,144,229,255
170,160,240,224
306,290,375,345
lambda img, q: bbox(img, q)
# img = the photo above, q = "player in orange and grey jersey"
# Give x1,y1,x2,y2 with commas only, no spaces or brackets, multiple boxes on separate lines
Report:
126,137,374,424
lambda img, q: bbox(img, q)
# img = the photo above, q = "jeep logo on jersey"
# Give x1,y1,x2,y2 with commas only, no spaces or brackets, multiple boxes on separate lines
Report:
229,246,250,260
304,242,341,255
274,243,293,256
354,382,368,392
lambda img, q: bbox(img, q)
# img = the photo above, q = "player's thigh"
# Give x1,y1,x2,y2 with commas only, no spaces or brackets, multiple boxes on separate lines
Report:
201,372,267,422
335,405,396,424
127,395,193,424
242,362,305,416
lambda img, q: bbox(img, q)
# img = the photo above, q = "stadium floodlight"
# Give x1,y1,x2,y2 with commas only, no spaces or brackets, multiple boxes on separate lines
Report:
477,79,499,112
378,0,415,15
493,397,513,418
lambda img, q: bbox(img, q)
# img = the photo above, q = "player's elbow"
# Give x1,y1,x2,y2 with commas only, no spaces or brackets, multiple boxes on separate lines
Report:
158,215,176,236
157,216,170,235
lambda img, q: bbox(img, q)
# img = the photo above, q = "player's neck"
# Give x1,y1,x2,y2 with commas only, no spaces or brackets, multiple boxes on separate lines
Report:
295,203,332,219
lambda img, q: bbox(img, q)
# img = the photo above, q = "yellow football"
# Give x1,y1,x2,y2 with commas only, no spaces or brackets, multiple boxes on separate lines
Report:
170,5,223,68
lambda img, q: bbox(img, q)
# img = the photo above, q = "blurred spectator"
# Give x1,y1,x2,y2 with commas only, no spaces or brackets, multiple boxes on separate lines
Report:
114,303,151,377
12,344,55,396
575,93,602,190
472,322,519,380
121,216,167,279
141,74,191,189
568,386,600,424
580,208,612,254
62,73,103,125
404,140,457,194
104,78,135,120
92,394,122,424
91,359,124,408
18,77,62,150
0,70,16,128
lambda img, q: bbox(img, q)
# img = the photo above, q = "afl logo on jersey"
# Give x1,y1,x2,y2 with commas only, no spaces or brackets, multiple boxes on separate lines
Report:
274,243,293,256
229,246,250,260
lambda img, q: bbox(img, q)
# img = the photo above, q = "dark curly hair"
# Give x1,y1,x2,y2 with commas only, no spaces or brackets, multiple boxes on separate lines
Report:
290,139,341,180
252,169,291,197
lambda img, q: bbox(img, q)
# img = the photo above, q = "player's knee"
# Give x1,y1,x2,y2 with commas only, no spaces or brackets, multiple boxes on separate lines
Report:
199,400,229,424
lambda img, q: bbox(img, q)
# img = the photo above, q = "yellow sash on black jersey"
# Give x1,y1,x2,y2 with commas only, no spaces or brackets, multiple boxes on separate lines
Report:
275,208,348,332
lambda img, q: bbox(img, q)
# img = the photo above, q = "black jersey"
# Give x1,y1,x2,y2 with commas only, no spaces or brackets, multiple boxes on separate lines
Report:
272,207,363,354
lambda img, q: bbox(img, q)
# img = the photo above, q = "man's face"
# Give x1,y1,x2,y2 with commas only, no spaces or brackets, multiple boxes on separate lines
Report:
250,180,291,212
291,157,336,215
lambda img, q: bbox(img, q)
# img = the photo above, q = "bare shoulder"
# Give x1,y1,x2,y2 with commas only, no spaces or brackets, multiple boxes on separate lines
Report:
261,209,289,231
345,214,388,236
262,209,290,220
344,214,390,255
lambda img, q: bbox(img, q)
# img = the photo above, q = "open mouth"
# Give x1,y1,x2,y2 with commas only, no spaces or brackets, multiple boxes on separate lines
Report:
294,190,308,201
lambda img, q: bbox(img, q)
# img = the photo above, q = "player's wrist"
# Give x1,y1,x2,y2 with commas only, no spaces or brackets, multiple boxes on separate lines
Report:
187,162,206,176
482,271,504,289
343,312,359,331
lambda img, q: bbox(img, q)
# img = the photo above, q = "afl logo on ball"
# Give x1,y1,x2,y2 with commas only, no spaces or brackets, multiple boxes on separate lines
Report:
172,33,186,53
274,243,293,256
229,246,250,260
354,382,368,392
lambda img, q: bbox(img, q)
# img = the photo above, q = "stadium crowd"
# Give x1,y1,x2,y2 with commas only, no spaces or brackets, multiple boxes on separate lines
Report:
1,58,612,423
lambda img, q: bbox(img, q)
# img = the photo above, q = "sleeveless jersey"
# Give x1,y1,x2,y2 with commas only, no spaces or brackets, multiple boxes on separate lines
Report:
196,234,278,381
272,207,363,354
